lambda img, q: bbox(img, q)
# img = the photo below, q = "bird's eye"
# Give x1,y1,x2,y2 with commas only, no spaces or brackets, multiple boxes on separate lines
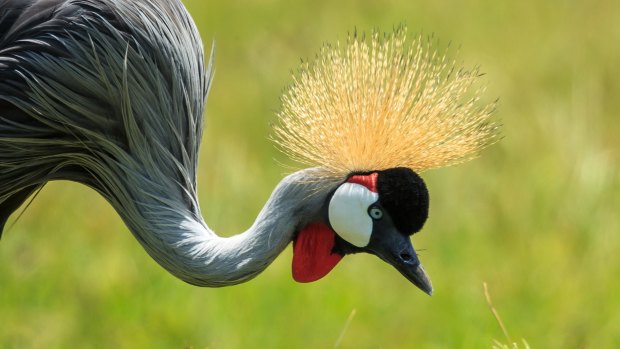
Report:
368,206,383,220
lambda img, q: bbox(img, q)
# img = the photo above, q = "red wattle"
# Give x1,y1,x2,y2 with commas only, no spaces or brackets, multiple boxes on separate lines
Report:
292,222,343,283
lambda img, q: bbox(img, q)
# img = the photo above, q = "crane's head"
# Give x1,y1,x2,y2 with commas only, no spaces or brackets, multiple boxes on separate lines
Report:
292,168,433,294
274,27,499,294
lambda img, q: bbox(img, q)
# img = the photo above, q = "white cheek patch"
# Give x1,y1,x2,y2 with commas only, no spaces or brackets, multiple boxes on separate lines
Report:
328,183,379,247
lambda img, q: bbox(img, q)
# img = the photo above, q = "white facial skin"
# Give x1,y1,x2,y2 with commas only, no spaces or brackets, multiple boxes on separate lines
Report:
328,183,380,247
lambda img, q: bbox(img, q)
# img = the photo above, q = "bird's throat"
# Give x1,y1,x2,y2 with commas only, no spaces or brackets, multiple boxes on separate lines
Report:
292,222,343,283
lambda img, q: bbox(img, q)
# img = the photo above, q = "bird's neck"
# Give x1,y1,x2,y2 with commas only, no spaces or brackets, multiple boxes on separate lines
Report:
118,169,336,287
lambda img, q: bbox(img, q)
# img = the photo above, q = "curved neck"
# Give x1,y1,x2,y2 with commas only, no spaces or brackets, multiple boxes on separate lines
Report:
119,169,338,287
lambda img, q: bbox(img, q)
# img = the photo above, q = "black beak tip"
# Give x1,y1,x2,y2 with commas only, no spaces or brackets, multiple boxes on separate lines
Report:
394,251,433,295
401,263,432,296
366,225,433,295
414,265,433,296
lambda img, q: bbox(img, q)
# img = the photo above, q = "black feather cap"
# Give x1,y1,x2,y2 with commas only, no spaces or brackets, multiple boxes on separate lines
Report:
376,167,429,235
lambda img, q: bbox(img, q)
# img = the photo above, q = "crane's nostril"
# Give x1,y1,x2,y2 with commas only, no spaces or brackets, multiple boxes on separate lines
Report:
400,252,413,262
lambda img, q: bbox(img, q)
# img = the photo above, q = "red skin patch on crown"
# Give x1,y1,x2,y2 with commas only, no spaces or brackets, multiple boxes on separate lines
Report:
347,172,378,192
292,222,343,282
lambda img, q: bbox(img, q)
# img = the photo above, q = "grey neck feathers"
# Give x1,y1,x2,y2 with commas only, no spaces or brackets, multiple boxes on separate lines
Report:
121,169,335,287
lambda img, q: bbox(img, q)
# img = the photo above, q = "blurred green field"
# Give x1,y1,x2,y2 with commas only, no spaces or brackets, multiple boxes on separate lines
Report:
1,0,620,348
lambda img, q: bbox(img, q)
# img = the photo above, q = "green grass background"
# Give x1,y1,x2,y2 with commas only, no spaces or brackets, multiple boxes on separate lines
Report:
2,0,620,348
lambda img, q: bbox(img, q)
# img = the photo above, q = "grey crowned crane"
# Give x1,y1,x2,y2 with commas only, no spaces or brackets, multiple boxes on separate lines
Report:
0,0,498,295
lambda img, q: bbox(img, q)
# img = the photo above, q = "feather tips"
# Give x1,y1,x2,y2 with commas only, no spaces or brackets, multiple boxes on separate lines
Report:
274,27,499,176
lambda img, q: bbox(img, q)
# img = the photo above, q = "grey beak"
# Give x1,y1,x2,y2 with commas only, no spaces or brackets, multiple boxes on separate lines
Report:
397,258,433,296
369,228,433,295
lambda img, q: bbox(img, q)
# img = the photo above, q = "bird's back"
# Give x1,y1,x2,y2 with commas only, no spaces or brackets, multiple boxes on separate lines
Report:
0,0,211,236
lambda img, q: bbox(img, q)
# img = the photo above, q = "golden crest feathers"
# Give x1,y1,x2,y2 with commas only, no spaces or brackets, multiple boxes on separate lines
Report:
273,27,499,177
